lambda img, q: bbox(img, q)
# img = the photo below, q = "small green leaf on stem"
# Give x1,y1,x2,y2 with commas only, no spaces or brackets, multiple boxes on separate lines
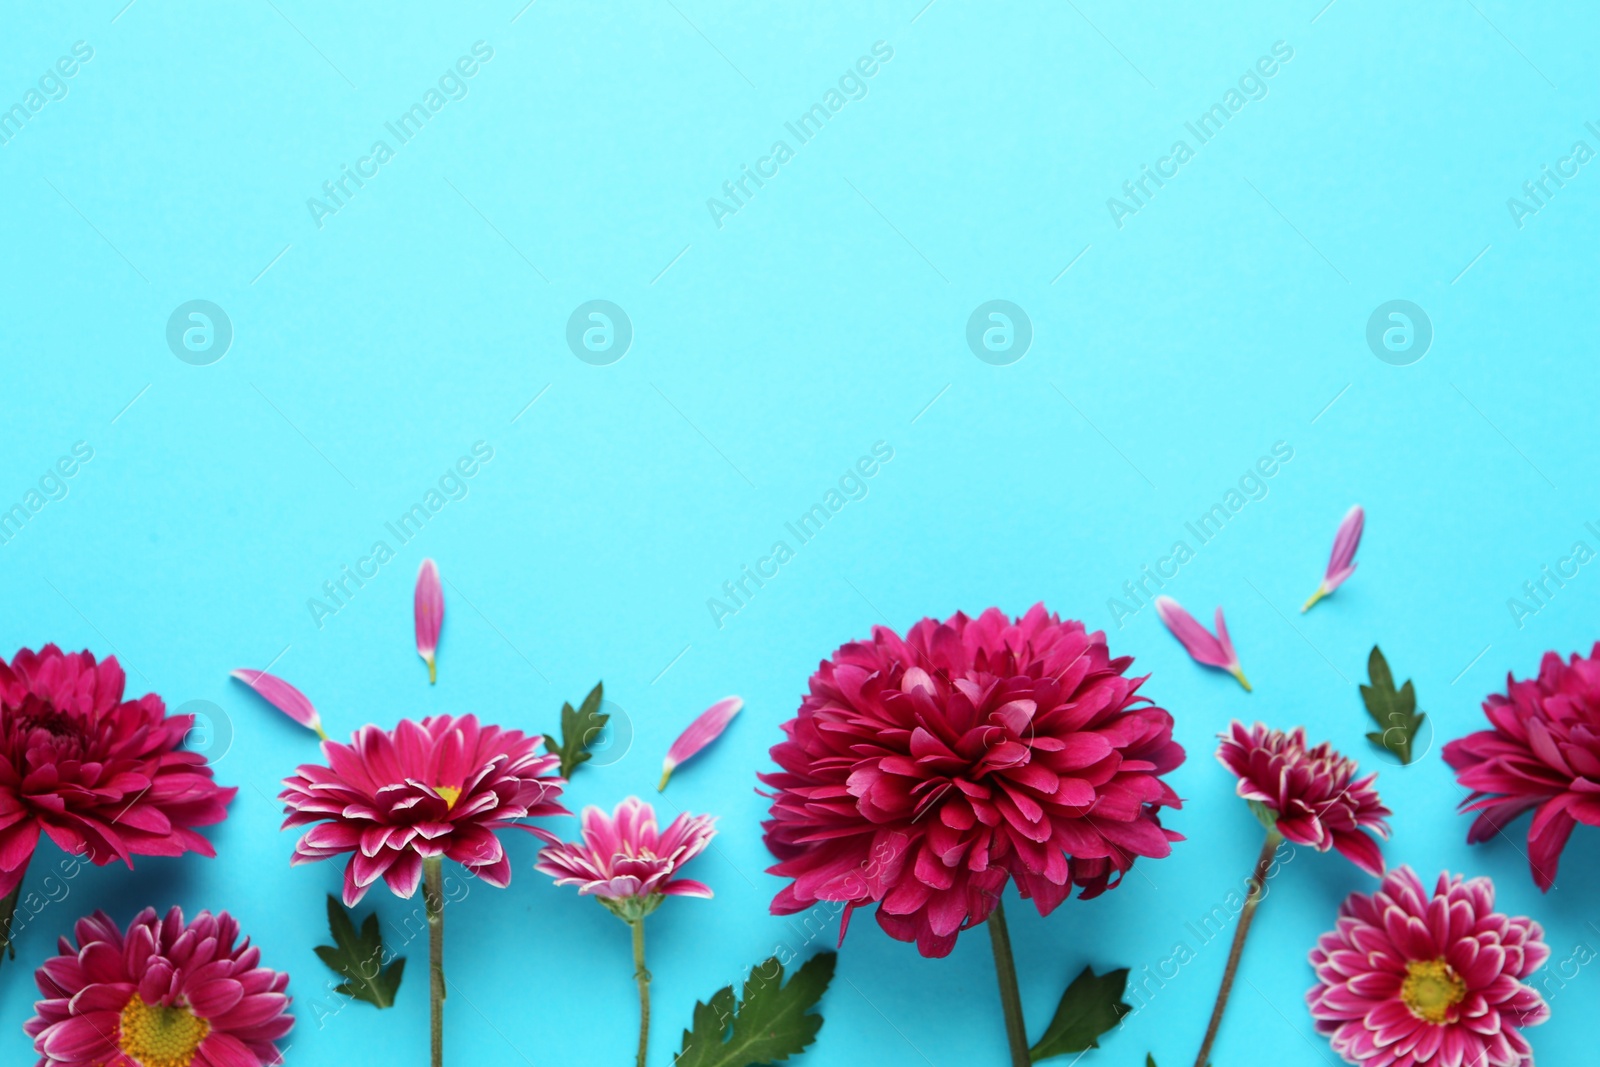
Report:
314,894,405,1009
673,952,836,1067
1360,646,1425,764
543,682,608,778
1028,965,1131,1062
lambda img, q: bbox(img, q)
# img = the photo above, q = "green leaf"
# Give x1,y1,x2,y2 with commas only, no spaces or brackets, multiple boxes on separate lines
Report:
543,682,608,778
314,894,405,1009
1028,965,1131,1062
1360,646,1425,765
673,952,837,1067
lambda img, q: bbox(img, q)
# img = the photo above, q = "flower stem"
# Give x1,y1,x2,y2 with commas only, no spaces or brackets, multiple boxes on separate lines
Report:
0,854,32,971
986,900,1030,1067
1193,832,1280,1067
631,919,651,1067
423,856,446,1067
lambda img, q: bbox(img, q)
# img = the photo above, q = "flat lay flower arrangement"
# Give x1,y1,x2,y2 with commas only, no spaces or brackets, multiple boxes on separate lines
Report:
0,515,1587,1067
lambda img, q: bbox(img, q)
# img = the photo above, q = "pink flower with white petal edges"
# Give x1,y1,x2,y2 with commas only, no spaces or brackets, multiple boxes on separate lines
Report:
279,715,568,905
536,797,714,920
1155,596,1251,691
26,906,293,1067
1217,721,1391,876
1303,505,1364,612
1307,867,1549,1067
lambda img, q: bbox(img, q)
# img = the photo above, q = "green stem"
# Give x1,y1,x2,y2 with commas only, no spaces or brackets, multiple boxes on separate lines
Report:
424,857,446,1067
1192,832,1280,1067
987,900,1030,1067
632,918,652,1067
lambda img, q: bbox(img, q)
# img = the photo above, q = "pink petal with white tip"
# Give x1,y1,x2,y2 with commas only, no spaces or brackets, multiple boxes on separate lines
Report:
1155,596,1251,692
1303,505,1363,612
414,558,443,684
231,668,327,739
659,696,743,790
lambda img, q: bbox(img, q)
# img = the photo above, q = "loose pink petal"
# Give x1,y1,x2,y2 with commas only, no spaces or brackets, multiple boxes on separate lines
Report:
1155,596,1250,691
231,668,327,740
659,696,743,790
1303,505,1364,612
414,559,443,684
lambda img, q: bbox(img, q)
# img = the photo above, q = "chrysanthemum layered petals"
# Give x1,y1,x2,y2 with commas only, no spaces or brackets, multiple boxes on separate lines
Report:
27,906,293,1067
1307,866,1548,1067
763,606,1183,956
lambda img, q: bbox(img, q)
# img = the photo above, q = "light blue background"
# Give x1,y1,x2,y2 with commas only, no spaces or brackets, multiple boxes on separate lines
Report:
2,1,1598,1064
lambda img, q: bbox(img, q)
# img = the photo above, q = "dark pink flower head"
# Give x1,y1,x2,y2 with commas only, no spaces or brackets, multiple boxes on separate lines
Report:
26,906,293,1067
536,797,714,921
1307,867,1549,1067
1217,722,1391,876
761,604,1186,958
280,714,568,905
1442,645,1600,891
0,646,237,898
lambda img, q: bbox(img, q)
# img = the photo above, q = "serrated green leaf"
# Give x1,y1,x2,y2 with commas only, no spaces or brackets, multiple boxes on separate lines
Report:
315,894,405,1009
1360,646,1425,765
1028,965,1130,1062
673,952,836,1067
545,682,608,778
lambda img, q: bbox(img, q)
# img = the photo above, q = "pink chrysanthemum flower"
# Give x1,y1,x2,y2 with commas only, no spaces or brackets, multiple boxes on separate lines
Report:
1307,867,1549,1067
537,797,714,920
1218,721,1391,876
1442,645,1600,891
760,604,1186,958
26,906,293,1067
0,646,236,898
279,715,568,905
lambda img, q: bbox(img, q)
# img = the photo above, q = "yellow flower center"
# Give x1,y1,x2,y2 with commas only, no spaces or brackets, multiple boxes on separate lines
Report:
436,785,462,809
1400,958,1466,1023
119,994,209,1067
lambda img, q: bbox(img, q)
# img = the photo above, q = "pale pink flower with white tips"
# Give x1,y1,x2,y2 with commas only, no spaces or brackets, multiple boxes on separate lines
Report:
231,667,327,740
659,695,742,790
1155,596,1250,691
415,558,443,684
1307,867,1548,1067
536,797,714,920
1303,505,1364,612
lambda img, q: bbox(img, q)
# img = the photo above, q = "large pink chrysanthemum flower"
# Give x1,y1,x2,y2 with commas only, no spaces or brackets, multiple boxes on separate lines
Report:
1307,867,1549,1067
536,797,714,916
760,604,1185,958
1442,645,1600,891
0,646,237,898
1217,721,1391,876
280,715,568,905
26,906,293,1067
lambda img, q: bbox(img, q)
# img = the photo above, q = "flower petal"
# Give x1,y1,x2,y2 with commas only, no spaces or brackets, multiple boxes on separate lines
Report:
414,558,443,684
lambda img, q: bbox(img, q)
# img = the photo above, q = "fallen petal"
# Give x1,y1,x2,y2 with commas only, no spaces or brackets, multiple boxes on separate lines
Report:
660,696,743,790
231,669,327,739
414,559,443,684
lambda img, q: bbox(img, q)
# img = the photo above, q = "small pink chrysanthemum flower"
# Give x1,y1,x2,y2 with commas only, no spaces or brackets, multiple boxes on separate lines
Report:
1217,722,1391,876
0,646,237,899
1307,867,1549,1067
537,797,714,921
280,715,568,905
1443,644,1600,891
26,906,293,1067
